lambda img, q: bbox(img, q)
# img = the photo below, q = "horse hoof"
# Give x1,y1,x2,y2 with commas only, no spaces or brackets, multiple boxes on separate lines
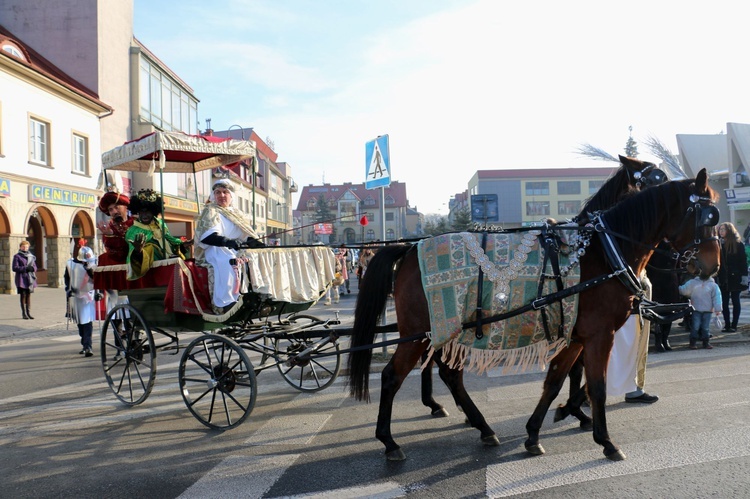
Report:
431,407,449,418
482,434,500,447
579,420,593,431
525,442,545,456
385,448,406,461
605,449,627,461
553,405,568,422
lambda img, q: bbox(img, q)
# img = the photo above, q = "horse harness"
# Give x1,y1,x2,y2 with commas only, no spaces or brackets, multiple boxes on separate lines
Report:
464,193,719,342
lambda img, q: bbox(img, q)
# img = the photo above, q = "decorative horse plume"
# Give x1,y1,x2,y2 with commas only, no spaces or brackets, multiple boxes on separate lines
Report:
644,134,687,179
575,143,618,162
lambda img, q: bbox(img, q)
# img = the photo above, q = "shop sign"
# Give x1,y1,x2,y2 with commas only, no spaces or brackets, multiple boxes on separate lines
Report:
0,177,10,197
29,184,96,208
163,195,199,213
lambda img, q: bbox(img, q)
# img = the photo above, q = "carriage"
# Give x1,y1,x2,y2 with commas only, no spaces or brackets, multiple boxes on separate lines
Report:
94,131,350,430
95,140,720,463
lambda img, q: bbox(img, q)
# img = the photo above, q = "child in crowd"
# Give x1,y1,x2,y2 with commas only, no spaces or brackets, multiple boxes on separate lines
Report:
679,274,722,350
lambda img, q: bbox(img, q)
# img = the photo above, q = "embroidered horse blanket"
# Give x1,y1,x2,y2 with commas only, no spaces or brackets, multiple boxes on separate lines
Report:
417,231,581,374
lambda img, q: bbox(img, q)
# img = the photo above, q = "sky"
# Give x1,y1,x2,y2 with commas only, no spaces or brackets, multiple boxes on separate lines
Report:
133,0,750,214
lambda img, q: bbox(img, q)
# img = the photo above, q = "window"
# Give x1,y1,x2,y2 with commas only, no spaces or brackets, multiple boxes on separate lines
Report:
385,212,394,221
526,201,550,216
589,180,604,195
72,134,88,174
386,228,395,240
29,117,50,165
1,42,25,60
366,229,375,240
139,56,199,133
557,181,580,195
558,200,581,215
525,182,549,196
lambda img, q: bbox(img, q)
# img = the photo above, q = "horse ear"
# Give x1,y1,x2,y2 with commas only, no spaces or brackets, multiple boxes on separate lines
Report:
696,168,709,192
618,154,628,164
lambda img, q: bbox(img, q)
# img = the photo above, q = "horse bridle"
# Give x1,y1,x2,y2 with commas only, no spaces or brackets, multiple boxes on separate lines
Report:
664,194,720,270
627,162,667,189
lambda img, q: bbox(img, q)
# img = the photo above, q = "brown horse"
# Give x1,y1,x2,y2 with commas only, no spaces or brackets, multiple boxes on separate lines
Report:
347,170,720,461
417,156,666,420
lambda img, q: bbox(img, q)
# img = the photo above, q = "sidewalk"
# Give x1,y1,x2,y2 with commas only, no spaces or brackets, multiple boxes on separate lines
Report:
2,285,749,350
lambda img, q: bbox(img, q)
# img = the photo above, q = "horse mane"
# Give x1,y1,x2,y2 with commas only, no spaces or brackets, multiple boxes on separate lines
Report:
579,166,637,215
601,179,693,257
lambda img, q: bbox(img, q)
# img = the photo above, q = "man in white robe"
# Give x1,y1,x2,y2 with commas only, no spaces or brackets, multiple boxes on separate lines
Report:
195,179,264,313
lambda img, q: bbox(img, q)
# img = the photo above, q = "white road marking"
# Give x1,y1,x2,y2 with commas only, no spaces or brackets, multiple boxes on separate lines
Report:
244,414,332,446
178,455,299,499
271,481,406,498
486,426,750,497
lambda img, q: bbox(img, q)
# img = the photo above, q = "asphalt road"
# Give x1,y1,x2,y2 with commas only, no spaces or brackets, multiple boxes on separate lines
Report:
1,283,750,498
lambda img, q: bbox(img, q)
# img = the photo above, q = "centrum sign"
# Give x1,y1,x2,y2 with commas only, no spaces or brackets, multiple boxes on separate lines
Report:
29,184,96,208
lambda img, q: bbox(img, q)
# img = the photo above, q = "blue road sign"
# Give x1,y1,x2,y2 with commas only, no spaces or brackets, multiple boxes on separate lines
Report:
365,135,391,189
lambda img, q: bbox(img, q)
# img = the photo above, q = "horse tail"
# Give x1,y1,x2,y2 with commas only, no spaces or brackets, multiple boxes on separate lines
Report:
347,243,413,402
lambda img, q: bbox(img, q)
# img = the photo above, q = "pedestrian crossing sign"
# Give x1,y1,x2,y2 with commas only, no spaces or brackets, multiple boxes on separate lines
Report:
365,135,391,189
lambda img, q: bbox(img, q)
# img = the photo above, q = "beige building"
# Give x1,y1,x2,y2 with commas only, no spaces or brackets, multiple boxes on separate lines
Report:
0,26,112,291
465,167,619,227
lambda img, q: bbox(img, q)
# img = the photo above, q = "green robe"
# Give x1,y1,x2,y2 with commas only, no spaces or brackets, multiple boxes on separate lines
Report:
125,219,185,280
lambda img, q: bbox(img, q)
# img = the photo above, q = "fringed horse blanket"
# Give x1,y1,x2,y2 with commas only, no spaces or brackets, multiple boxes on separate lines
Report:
418,231,581,374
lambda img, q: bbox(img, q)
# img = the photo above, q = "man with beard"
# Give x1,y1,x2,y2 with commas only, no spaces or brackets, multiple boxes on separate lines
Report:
96,192,134,341
96,191,134,266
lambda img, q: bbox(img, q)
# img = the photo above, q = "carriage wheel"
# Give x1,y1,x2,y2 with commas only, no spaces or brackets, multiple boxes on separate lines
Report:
275,314,341,392
179,334,257,430
100,304,157,406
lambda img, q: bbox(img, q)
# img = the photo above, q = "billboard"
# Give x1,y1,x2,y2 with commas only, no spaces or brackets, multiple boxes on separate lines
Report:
313,223,333,235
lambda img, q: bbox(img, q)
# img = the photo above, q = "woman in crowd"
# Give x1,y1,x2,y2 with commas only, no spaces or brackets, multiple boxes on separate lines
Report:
195,179,265,313
717,222,748,332
12,240,37,319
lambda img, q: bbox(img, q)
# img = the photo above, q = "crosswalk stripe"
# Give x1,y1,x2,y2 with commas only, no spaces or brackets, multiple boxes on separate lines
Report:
486,426,750,497
177,455,300,499
269,481,406,498
244,414,332,446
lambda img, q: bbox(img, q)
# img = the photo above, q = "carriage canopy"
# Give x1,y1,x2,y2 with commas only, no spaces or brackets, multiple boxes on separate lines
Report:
101,131,256,173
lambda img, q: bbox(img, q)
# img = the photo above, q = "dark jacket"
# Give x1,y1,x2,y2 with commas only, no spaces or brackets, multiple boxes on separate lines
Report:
718,240,748,292
12,251,37,290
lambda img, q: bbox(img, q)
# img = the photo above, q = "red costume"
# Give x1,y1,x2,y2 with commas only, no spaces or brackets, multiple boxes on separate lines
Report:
98,192,134,266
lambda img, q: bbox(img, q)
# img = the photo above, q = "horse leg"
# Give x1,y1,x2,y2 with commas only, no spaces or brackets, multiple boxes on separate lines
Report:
375,343,427,461
420,351,449,417
525,343,583,456
552,358,593,430
433,355,500,446
583,343,626,461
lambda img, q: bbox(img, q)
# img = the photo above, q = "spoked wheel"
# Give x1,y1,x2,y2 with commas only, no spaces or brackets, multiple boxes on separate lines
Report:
179,334,257,430
100,304,156,406
276,314,341,392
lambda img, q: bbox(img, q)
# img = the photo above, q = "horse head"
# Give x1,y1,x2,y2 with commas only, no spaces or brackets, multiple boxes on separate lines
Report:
618,155,667,189
665,169,721,278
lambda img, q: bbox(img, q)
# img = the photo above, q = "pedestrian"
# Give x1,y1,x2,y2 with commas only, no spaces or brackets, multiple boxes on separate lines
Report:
608,275,659,404
717,222,747,332
65,242,98,357
679,274,722,349
12,240,37,319
335,244,350,295
357,247,374,288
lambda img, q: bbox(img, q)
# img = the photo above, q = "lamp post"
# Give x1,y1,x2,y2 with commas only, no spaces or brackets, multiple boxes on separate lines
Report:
227,124,256,230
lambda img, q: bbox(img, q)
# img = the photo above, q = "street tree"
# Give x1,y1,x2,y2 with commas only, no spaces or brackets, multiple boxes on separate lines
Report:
451,207,473,231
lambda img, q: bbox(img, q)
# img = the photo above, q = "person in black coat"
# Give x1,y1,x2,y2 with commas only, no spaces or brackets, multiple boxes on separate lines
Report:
717,222,748,331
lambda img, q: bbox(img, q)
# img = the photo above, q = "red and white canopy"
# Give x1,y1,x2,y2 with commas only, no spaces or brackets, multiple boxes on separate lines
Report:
101,131,256,173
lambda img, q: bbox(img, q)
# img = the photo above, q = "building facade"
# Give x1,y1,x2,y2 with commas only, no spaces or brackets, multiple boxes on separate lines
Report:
294,181,415,245
466,167,619,227
0,27,111,292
